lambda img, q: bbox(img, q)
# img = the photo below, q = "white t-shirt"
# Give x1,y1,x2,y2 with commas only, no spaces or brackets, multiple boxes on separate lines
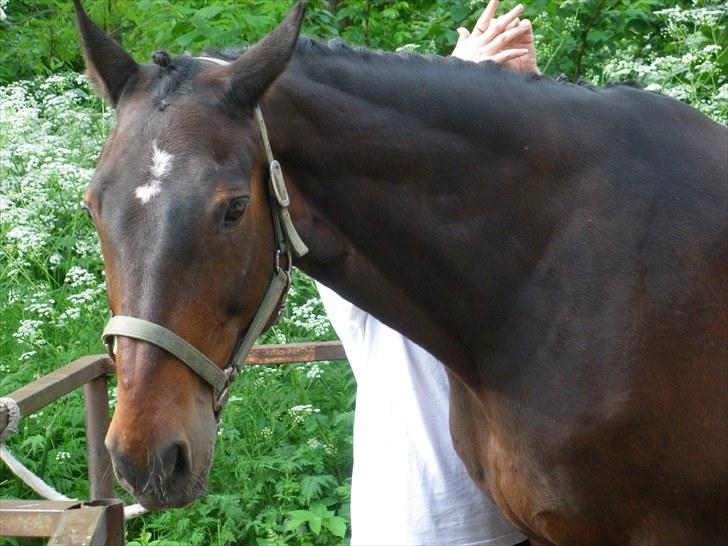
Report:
318,283,525,546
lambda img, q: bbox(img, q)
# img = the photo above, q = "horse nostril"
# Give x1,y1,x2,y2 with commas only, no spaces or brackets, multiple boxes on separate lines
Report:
110,451,143,493
161,441,191,485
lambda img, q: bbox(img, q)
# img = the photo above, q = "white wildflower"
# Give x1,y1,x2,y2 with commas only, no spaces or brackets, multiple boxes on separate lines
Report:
305,363,323,379
64,266,96,288
288,404,320,424
13,319,46,346
55,451,71,462
57,306,81,326
25,302,55,318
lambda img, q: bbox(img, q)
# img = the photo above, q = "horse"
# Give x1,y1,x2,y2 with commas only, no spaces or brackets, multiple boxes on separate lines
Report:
73,2,727,544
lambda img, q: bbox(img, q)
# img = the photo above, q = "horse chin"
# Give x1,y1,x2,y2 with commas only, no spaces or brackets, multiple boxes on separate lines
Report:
114,445,215,510
126,467,211,511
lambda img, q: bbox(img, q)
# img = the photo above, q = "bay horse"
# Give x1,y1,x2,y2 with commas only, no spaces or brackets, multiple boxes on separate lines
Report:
74,1,727,544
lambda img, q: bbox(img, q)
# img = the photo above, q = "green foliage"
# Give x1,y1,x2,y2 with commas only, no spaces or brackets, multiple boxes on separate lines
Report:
1,0,725,120
286,500,348,539
529,0,727,121
599,3,727,122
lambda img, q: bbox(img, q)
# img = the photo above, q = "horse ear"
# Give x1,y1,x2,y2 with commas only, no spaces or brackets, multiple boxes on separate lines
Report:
227,2,307,106
73,0,138,106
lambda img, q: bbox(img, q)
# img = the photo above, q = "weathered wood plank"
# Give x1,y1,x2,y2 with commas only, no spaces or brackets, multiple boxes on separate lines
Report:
49,504,108,546
0,355,113,434
245,341,346,365
83,377,115,500
0,343,346,434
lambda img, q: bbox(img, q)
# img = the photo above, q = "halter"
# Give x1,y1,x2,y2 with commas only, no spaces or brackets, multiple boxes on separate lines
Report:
102,56,308,419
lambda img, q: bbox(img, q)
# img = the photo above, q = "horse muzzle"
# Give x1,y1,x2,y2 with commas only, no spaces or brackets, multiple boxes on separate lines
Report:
106,434,210,509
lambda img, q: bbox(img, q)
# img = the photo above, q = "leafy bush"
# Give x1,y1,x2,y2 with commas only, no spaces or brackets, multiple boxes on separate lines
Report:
1,0,725,119
600,4,727,123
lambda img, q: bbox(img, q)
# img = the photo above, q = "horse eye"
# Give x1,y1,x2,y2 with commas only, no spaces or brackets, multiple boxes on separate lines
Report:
80,201,92,219
223,197,248,226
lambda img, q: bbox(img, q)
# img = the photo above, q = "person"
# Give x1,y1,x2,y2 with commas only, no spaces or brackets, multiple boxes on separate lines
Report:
317,1,541,544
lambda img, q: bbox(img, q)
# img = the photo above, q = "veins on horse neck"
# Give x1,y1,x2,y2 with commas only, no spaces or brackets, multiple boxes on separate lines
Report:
259,43,558,382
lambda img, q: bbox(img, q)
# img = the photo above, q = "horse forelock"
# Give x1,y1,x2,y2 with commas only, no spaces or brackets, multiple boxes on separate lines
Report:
147,54,202,106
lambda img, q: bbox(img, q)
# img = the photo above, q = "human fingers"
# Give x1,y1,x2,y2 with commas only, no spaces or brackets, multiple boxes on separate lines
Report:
485,21,530,52
506,21,537,55
489,48,529,64
506,17,519,31
520,18,535,38
483,3,524,41
451,27,473,59
472,0,499,36
451,27,470,58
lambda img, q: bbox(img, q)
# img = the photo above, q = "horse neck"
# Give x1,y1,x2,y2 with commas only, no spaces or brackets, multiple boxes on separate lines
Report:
262,43,562,382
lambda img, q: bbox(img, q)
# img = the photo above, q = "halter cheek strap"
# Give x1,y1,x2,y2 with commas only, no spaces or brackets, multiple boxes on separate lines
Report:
102,91,308,419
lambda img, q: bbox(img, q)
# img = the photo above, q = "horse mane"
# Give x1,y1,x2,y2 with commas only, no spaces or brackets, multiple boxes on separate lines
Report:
201,36,502,69
293,36,547,85
148,34,619,108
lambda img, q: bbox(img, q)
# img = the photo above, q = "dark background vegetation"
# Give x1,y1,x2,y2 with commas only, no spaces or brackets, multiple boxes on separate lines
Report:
1,0,726,90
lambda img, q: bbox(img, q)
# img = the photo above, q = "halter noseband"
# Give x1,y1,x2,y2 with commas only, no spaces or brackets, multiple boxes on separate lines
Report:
102,56,308,419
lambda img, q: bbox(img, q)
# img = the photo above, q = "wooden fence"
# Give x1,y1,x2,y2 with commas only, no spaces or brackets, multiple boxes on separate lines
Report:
0,342,346,545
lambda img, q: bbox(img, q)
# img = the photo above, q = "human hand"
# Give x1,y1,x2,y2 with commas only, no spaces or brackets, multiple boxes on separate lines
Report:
451,0,540,74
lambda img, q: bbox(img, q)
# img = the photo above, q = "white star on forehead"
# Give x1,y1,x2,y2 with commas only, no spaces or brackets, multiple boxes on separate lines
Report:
134,140,174,204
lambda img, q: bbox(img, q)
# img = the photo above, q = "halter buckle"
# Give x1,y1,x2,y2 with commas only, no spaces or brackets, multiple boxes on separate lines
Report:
270,160,290,207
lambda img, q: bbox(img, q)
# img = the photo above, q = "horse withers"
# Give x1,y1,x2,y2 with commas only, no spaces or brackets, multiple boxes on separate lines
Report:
74,2,727,544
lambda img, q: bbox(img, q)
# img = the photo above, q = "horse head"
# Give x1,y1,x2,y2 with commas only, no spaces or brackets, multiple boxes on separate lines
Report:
74,0,306,509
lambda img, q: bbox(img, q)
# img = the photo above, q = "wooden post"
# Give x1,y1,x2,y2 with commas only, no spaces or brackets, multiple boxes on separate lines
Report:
83,376,115,501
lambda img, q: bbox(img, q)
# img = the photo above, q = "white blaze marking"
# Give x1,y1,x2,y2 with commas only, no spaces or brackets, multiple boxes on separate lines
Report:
134,140,174,204
150,142,173,178
134,180,161,204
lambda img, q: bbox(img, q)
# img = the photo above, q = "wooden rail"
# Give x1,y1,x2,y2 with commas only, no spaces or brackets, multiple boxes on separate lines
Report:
0,342,347,433
247,340,346,365
0,342,346,545
0,354,114,434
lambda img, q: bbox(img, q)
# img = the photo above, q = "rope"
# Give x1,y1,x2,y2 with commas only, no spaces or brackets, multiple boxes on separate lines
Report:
0,396,147,520
0,443,73,501
124,504,148,519
0,441,147,519
0,396,20,441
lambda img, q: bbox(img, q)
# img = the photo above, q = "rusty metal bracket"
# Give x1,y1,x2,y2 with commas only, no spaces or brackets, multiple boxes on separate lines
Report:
0,499,124,545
